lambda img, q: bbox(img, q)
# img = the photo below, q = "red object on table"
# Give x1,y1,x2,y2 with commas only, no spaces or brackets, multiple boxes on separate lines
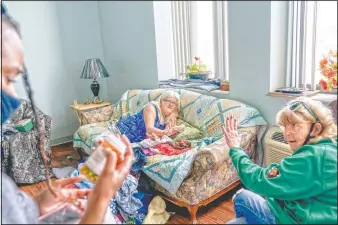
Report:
152,143,191,156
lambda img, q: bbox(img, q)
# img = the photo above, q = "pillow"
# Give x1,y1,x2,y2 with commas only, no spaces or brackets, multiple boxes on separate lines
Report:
171,118,203,141
80,105,114,125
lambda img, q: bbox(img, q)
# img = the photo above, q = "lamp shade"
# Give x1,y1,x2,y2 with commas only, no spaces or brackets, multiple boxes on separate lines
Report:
80,58,110,79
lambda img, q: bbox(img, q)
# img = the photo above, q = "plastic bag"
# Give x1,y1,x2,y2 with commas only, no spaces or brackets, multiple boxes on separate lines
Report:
38,203,81,224
142,196,171,224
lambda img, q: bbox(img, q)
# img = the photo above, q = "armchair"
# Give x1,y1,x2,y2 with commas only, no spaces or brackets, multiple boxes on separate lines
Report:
1,99,53,184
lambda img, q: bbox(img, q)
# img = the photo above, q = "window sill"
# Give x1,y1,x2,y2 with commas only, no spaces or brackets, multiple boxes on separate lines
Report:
267,91,336,103
185,88,230,99
266,90,320,99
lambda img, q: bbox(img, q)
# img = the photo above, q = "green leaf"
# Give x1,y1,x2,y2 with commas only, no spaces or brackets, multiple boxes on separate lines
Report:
191,64,198,71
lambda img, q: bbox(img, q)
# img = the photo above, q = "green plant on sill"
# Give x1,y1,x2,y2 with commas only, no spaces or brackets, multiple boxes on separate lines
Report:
185,57,210,78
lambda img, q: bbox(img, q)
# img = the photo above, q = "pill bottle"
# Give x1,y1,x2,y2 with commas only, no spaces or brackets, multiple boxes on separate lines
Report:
79,132,126,183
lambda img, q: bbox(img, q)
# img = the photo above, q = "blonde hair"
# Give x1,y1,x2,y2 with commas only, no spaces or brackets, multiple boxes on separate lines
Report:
276,97,337,144
160,90,180,107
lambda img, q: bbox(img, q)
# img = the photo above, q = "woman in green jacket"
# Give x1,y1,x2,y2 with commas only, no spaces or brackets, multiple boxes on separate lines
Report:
224,97,337,224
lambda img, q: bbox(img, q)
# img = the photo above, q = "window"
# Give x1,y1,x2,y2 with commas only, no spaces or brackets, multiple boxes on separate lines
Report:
312,1,337,88
170,1,228,80
192,2,215,75
287,1,337,90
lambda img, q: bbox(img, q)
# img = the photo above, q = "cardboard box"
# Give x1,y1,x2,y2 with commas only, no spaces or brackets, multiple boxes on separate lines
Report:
15,119,34,132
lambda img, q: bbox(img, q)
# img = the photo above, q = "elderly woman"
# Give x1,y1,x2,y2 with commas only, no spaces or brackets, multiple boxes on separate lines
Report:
111,90,183,143
222,97,337,224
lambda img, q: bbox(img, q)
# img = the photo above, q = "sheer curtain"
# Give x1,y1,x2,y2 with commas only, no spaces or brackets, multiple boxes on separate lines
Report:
171,1,228,80
171,1,192,78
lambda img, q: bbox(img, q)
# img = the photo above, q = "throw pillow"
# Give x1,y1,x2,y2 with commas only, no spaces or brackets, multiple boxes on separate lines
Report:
171,118,203,141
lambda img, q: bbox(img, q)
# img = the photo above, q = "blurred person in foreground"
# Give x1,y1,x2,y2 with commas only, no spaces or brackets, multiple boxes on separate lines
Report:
1,4,133,224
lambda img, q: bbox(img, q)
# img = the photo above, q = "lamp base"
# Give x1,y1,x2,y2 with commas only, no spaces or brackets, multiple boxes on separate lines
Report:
91,80,103,104
93,96,103,104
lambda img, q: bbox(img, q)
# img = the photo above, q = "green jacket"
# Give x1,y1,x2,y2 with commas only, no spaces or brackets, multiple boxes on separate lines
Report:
230,138,337,224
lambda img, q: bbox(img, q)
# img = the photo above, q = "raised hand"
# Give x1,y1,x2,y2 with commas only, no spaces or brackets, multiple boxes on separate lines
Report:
166,125,183,136
222,116,241,149
34,176,91,216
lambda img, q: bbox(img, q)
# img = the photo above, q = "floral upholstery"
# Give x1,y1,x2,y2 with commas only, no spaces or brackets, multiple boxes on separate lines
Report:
79,105,114,125
149,127,258,205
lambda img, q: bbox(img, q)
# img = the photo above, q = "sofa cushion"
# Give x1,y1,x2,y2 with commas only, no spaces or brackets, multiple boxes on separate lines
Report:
171,118,203,141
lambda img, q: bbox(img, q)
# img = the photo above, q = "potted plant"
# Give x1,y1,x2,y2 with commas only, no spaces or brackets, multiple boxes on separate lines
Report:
185,57,211,80
319,50,337,93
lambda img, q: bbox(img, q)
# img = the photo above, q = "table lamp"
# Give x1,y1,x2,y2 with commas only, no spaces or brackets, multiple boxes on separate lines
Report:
80,58,110,104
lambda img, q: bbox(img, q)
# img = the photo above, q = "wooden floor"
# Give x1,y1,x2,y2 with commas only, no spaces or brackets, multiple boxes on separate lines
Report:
19,142,237,224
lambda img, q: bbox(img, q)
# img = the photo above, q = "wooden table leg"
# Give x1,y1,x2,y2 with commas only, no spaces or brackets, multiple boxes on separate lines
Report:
187,205,199,224
75,110,83,126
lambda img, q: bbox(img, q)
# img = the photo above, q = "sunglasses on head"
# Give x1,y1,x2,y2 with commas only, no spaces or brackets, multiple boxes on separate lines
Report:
289,101,320,122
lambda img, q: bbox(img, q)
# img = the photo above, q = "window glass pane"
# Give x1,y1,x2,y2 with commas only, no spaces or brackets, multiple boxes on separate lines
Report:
195,1,215,77
314,1,337,86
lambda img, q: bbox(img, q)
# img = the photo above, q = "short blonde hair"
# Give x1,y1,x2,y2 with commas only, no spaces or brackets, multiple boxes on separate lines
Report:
276,97,337,144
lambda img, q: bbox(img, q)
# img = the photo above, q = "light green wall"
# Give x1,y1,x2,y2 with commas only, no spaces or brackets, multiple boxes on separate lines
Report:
5,1,107,142
5,1,291,143
227,1,289,124
97,1,159,104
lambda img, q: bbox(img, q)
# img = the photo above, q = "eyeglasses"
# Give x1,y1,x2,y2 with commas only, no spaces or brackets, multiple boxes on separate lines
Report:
162,99,177,106
289,101,320,122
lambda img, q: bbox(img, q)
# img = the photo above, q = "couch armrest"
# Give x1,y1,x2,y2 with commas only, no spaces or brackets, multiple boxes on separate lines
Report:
190,128,257,175
191,138,228,175
80,105,114,125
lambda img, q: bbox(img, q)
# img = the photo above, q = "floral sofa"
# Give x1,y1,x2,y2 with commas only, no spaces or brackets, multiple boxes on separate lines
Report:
73,88,267,223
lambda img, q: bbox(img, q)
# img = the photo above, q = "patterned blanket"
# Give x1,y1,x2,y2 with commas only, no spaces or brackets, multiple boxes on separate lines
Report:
142,136,222,194
73,89,268,194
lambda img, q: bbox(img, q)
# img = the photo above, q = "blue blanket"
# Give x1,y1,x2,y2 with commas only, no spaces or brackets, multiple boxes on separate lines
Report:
158,79,220,92
71,146,149,224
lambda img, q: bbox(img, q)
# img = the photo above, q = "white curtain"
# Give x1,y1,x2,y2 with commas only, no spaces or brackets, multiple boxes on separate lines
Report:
213,1,228,80
286,1,317,89
171,1,192,78
171,1,228,80
286,1,304,88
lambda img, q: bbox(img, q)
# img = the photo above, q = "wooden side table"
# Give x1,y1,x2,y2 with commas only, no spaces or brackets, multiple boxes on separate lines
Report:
70,101,112,126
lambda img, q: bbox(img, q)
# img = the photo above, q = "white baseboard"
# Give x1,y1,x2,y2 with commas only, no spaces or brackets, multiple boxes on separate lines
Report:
50,135,73,146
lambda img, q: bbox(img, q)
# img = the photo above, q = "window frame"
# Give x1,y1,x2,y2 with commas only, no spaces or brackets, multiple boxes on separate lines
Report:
171,1,229,80
287,1,336,91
